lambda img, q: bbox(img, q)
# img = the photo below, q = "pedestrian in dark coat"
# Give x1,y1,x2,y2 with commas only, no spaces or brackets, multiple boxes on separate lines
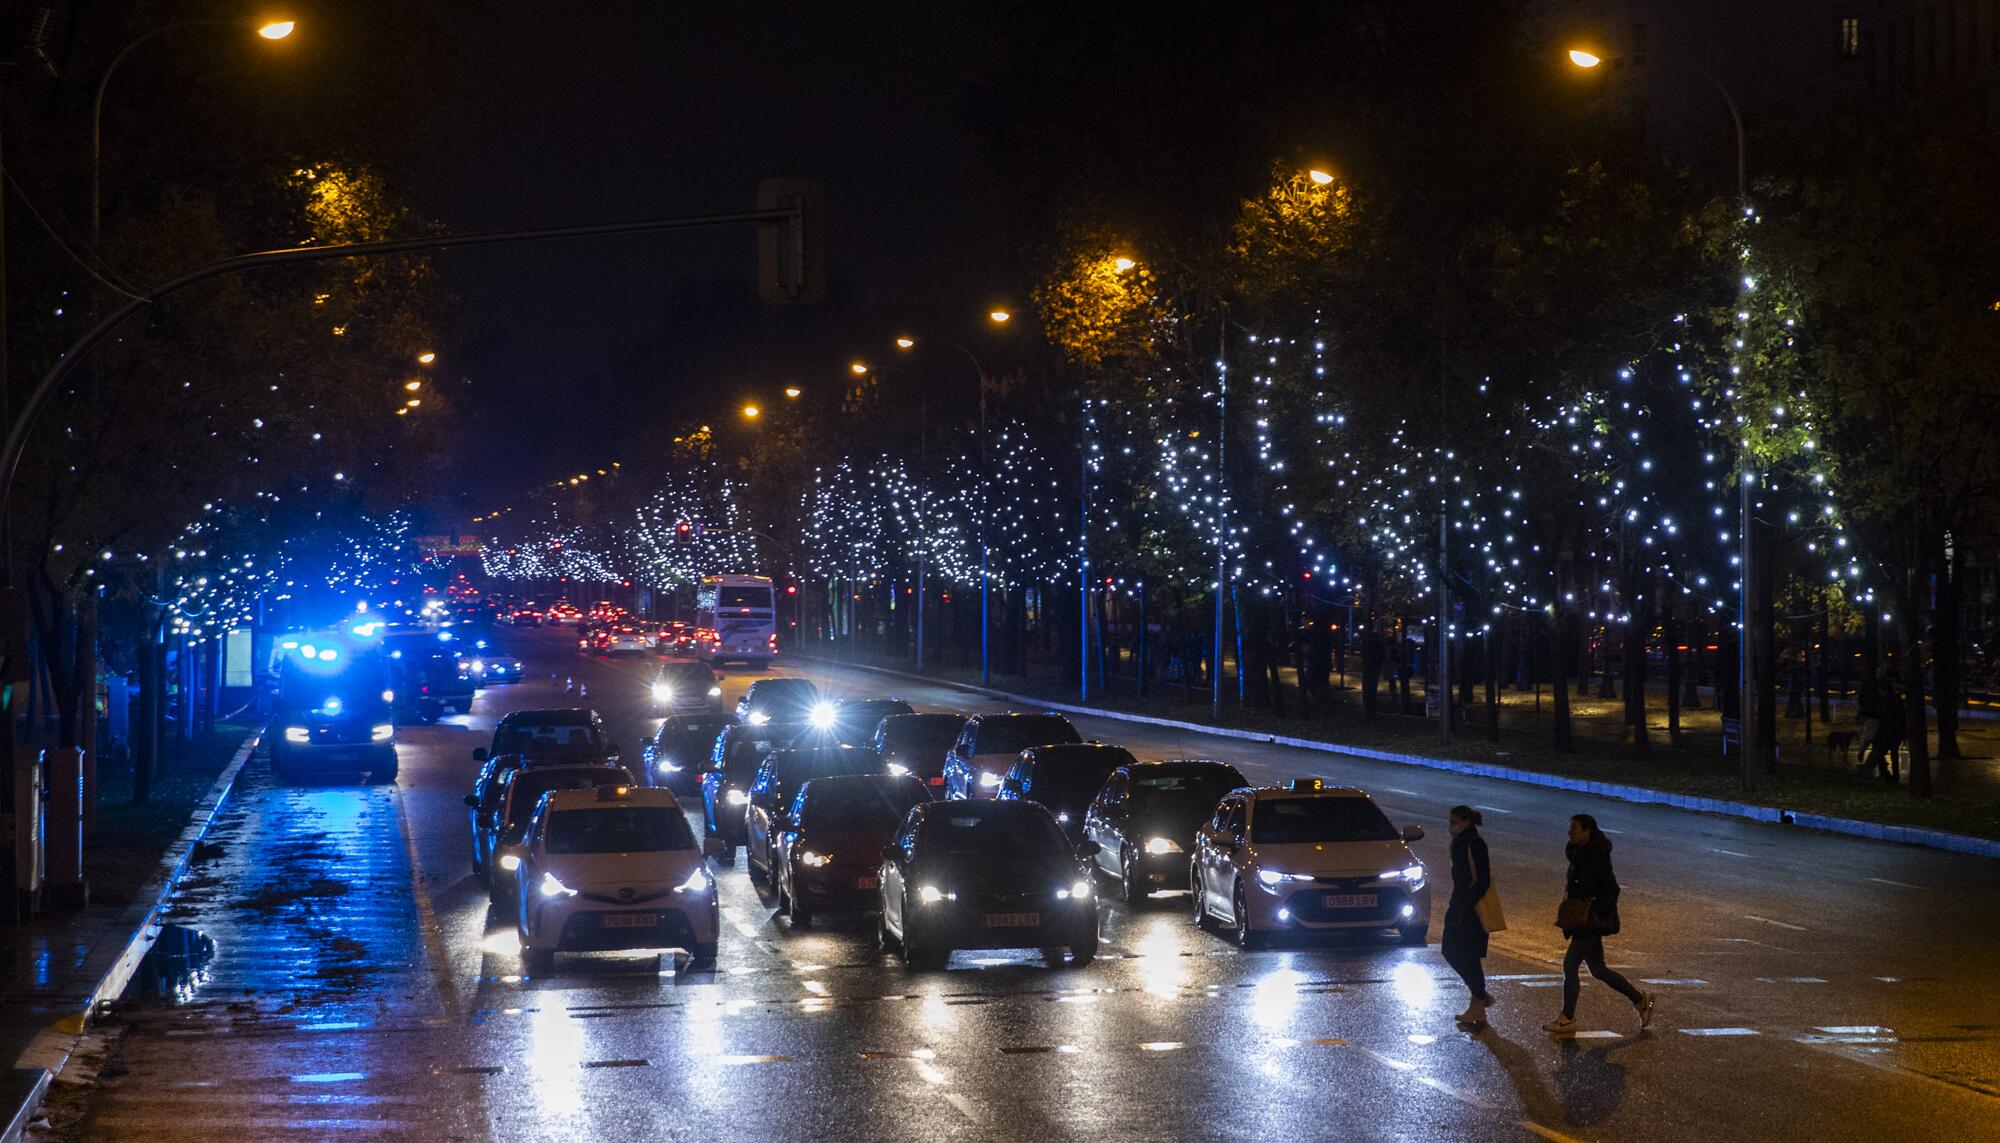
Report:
1871,681,1907,784
1543,814,1654,1034
1441,806,1495,1026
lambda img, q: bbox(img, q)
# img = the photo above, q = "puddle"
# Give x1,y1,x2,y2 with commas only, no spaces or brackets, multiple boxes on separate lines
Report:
126,923,217,1004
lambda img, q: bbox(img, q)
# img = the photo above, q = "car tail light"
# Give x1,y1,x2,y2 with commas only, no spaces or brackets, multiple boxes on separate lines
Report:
928,776,944,787
420,684,430,695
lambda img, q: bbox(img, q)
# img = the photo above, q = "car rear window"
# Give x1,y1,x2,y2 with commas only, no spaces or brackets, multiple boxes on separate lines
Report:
1132,770,1245,808
545,807,694,853
803,781,925,831
881,717,964,756
975,716,1082,755
1032,760,1124,809
495,722,605,756
1250,797,1399,844
925,810,1068,854
771,752,885,802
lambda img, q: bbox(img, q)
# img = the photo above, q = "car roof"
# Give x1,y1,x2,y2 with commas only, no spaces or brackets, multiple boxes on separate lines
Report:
499,708,597,725
541,786,677,812
1026,742,1133,762
749,678,816,692
799,771,920,793
912,797,1047,822
1133,758,1246,775
882,712,963,726
1243,782,1370,801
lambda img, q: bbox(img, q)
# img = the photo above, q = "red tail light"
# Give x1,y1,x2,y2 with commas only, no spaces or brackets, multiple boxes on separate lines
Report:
928,776,944,786
420,684,430,695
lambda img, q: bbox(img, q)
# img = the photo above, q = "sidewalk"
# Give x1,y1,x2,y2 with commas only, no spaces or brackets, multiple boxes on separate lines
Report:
805,649,2000,857
1,727,258,1142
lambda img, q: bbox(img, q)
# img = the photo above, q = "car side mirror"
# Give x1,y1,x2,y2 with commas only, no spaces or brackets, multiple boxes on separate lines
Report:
704,837,729,860
473,747,488,762
1075,839,1103,858
462,794,477,807
1402,825,1425,842
1000,778,1024,795
880,844,902,864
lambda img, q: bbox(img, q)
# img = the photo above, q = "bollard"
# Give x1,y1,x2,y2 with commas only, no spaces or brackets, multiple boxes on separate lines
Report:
41,747,86,908
14,750,44,908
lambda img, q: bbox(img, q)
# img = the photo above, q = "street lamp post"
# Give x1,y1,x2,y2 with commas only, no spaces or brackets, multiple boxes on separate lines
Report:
854,361,931,672
91,18,296,248
1570,46,1756,786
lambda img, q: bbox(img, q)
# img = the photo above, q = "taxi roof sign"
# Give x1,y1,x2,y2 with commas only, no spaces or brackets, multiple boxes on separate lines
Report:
1289,778,1324,793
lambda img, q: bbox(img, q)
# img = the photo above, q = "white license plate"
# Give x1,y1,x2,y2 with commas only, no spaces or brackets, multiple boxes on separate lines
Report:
328,751,359,763
1323,893,1377,909
855,876,879,890
985,912,1040,927
602,913,657,929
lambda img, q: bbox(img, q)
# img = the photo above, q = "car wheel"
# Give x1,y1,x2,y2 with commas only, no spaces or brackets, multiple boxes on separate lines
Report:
1233,882,1266,950
877,913,902,952
1191,867,1211,930
1398,922,1427,947
1068,935,1098,967
522,946,555,975
367,766,398,786
902,915,946,969
688,942,718,968
1121,847,1146,907
790,898,814,929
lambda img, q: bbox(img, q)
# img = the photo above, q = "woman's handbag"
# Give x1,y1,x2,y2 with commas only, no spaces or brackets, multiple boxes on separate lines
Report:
1555,897,1593,931
1475,880,1507,933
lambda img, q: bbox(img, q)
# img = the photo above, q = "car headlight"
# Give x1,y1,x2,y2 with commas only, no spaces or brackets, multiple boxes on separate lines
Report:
886,762,910,777
978,771,1002,788
808,702,837,729
748,712,771,726
1056,879,1092,900
283,726,310,744
675,868,711,894
652,682,673,703
657,759,682,773
917,885,945,905
707,686,722,698
725,789,750,806
1378,864,1427,884
1143,836,1183,856
799,850,833,868
539,871,577,898
497,853,520,871
1256,869,1314,890
470,659,485,673
370,723,394,742
381,689,395,704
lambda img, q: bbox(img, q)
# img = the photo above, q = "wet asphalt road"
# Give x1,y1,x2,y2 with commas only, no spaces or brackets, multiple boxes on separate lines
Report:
42,627,2000,1141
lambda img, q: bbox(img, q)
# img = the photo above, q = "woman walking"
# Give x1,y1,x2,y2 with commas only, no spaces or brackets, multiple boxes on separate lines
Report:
1441,806,1496,1026
1542,814,1655,1034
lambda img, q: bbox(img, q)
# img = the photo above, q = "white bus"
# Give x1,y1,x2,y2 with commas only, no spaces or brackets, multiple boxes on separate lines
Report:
695,575,778,667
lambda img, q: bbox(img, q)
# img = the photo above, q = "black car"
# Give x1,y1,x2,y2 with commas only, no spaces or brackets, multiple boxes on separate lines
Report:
998,743,1140,839
269,641,397,783
1082,758,1250,904
877,800,1100,969
743,745,893,884
383,632,477,721
774,773,930,927
873,712,966,796
701,722,796,857
831,697,916,746
643,714,733,793
473,708,613,765
736,677,823,727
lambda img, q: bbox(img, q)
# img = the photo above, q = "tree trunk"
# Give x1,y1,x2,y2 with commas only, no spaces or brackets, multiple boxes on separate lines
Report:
1665,607,1682,744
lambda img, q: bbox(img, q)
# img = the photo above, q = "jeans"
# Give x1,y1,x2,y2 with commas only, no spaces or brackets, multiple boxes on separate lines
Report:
1562,932,1643,1018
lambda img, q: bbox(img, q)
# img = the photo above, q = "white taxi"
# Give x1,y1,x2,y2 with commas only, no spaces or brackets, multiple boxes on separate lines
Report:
1191,779,1429,948
513,785,723,972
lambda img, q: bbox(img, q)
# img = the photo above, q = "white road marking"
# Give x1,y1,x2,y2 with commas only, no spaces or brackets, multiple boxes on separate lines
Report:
1640,978,1707,986
1383,787,1422,797
1743,914,1808,931
1754,976,1827,984
1680,1027,1759,1037
1473,804,1513,814
944,1092,988,1123
1867,877,1923,890
1711,848,1751,858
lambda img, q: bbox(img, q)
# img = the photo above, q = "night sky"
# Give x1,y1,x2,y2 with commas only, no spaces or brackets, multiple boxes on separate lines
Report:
409,5,1019,507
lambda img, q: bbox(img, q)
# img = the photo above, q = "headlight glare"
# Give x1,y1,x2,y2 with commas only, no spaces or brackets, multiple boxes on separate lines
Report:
1143,836,1182,855
808,702,837,729
652,682,673,703
498,853,520,871
539,871,577,898
978,771,1001,788
917,885,944,905
370,723,394,742
283,726,310,743
675,868,711,894
725,788,750,806
748,712,771,726
799,850,833,868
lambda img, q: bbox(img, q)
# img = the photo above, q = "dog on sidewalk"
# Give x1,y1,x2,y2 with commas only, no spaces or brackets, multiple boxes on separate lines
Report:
1825,730,1857,767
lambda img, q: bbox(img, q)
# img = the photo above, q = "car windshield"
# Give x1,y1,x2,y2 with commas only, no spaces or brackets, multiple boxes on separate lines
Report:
925,810,1068,855
666,718,731,745
882,718,963,756
495,720,605,756
804,782,925,831
749,680,818,714
278,654,390,709
976,716,1081,755
1250,797,1399,844
1132,771,1243,811
1032,758,1127,808
660,664,714,685
503,769,628,827
545,807,694,853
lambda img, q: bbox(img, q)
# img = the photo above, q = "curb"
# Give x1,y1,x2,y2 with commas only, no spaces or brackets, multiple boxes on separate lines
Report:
804,657,2000,861
4,728,261,1142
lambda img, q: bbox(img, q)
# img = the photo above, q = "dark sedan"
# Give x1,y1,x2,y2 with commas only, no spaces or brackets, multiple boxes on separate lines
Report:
873,712,965,796
744,746,894,885
773,772,929,927
831,697,915,746
997,742,1139,839
1082,758,1250,904
642,714,733,794
877,800,1100,969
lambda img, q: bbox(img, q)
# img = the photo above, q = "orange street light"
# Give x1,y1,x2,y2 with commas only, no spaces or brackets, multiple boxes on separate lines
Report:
1307,168,1336,185
989,310,1012,324
1568,49,1603,68
895,337,915,349
417,351,436,364
258,20,296,39
404,380,422,391
850,362,870,375
742,404,762,419
1111,256,1136,272
785,387,802,398
405,398,422,408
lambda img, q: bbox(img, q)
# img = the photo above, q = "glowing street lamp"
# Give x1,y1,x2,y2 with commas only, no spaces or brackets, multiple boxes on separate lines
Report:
784,386,802,399
258,20,296,39
741,404,761,419
1307,168,1336,185
417,351,437,364
988,310,1012,324
1111,256,1137,273
850,362,870,376
1567,49,1603,68
895,337,915,349
404,380,422,391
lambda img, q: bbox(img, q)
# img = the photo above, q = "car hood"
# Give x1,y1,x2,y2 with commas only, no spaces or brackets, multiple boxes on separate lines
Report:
1245,838,1417,878
924,848,1079,894
541,850,706,898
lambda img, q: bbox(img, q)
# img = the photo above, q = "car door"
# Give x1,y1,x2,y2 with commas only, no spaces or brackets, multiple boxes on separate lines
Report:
1086,772,1128,875
745,759,778,869
1198,798,1241,916
944,725,975,799
1214,800,1248,919
881,816,920,934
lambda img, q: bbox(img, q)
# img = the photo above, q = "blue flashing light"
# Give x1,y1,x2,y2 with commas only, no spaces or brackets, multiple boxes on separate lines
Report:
437,631,454,642
323,697,343,715
390,650,403,659
316,648,339,662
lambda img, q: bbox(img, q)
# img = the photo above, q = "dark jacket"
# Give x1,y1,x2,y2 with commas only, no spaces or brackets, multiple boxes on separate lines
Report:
1562,833,1621,937
1441,827,1491,958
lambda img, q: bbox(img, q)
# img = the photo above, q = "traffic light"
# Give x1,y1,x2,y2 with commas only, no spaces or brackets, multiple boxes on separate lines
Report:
785,584,798,596
756,178,825,304
677,520,692,537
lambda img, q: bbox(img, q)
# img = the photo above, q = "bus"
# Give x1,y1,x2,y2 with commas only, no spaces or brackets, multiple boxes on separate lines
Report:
696,574,778,667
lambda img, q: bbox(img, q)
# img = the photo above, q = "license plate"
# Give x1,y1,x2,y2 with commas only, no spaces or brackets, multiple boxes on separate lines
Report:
855,876,879,890
328,751,358,763
602,913,657,929
985,912,1039,927
1323,893,1377,909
